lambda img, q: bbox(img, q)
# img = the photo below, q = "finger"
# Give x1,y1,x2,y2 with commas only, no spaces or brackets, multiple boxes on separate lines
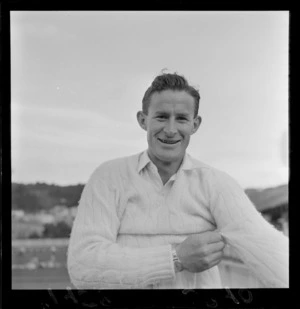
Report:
205,241,226,254
208,250,224,264
196,231,222,244
207,231,224,244
206,252,224,268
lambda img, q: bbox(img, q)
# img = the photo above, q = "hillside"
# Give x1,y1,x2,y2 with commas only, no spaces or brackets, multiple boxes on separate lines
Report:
12,182,84,212
245,184,288,211
12,182,288,213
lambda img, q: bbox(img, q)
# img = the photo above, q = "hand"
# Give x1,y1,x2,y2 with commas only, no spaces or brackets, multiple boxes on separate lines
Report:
175,231,225,273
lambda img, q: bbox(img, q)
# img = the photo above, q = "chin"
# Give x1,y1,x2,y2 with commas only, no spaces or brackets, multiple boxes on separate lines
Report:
157,151,183,163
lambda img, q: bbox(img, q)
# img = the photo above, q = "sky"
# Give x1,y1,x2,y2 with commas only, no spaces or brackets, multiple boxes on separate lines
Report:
10,11,289,189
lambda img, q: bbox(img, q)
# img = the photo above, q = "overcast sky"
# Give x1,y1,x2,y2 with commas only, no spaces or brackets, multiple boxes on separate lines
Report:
11,11,289,189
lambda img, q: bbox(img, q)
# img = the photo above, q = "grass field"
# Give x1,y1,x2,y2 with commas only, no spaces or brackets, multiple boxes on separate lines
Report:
12,267,74,289
12,238,73,289
12,238,263,289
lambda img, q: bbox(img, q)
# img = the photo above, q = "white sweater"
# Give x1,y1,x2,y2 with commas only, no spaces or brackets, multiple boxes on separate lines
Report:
67,151,289,289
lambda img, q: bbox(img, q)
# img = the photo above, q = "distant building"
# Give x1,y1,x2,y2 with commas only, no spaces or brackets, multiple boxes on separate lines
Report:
35,213,55,224
246,184,288,236
49,205,78,226
69,206,78,219
12,210,25,220
51,205,69,219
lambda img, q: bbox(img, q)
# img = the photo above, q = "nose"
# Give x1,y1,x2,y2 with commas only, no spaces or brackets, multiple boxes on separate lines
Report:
163,119,177,136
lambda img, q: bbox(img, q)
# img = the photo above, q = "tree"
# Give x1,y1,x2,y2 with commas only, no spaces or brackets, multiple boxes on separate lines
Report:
12,184,41,212
42,221,72,238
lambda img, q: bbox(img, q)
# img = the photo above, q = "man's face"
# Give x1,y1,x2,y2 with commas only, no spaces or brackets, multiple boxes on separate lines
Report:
137,90,201,166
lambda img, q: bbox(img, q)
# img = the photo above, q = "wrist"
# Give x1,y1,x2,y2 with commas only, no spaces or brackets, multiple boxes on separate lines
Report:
171,244,184,273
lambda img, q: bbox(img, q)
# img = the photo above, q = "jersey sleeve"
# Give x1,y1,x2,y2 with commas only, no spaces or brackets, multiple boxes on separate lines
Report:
208,170,289,287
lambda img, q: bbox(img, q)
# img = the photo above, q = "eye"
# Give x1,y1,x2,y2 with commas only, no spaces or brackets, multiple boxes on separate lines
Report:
156,115,167,120
177,116,188,121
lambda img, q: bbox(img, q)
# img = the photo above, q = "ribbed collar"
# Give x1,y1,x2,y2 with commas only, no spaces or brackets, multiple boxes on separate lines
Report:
137,150,195,174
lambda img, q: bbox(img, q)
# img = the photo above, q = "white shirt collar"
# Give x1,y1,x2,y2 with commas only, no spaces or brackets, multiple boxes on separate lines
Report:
137,150,195,174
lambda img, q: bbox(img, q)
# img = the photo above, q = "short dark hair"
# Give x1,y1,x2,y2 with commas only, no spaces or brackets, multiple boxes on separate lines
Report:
142,72,200,117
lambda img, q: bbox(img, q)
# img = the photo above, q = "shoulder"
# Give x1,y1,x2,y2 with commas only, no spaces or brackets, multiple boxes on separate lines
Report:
187,154,242,191
187,155,215,171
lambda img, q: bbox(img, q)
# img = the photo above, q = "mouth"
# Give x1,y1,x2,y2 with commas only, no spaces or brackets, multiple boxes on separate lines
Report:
157,138,181,145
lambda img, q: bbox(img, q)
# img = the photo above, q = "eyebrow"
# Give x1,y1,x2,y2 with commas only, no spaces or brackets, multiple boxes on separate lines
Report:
153,112,190,117
176,113,190,117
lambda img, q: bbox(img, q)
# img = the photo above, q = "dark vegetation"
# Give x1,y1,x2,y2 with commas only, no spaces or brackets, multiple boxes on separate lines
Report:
12,182,84,212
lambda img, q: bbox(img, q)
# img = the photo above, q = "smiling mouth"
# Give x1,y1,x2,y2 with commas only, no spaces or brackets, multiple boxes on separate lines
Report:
157,138,181,145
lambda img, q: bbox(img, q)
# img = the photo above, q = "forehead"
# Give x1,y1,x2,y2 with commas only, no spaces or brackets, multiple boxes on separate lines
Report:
148,90,195,115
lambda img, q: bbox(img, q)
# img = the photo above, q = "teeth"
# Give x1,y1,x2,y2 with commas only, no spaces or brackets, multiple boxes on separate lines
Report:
159,139,178,144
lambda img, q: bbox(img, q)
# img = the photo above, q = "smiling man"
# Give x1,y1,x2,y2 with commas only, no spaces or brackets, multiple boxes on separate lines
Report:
67,72,288,289
137,89,201,185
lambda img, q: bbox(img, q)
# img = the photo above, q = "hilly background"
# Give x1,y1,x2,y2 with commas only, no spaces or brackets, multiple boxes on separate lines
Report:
12,182,288,213
12,183,83,213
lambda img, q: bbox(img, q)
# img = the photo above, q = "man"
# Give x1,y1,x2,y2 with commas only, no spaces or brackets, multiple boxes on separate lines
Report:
67,72,288,289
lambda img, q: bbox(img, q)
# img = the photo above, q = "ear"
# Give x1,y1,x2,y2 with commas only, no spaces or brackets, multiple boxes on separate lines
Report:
137,111,148,131
191,116,202,134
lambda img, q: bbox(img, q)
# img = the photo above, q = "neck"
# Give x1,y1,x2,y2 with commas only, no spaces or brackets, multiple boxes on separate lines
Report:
147,151,184,185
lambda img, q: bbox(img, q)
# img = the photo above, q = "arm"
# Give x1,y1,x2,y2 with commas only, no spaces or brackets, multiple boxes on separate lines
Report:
67,169,175,289
209,171,289,288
